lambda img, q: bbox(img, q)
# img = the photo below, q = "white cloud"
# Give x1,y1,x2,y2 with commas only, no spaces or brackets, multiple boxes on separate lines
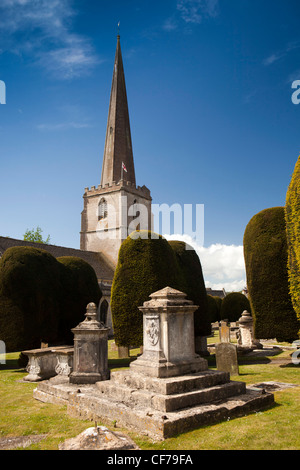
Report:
263,53,284,66
0,0,99,79
37,122,91,131
162,17,178,32
263,41,300,67
164,233,246,292
176,0,219,24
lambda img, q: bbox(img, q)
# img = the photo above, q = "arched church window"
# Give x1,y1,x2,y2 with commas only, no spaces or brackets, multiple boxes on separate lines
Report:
98,198,108,220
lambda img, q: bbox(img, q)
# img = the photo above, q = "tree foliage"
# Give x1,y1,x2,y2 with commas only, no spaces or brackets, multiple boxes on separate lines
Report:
57,256,102,343
207,295,222,323
244,207,299,342
285,155,300,335
0,247,61,351
0,247,102,351
23,226,50,244
220,292,251,323
111,231,185,347
168,240,211,337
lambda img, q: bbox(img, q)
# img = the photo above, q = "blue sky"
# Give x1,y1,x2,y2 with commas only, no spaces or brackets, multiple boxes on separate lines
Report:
1,0,300,290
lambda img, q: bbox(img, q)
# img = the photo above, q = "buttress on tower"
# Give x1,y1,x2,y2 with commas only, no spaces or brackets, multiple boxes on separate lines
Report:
80,35,152,266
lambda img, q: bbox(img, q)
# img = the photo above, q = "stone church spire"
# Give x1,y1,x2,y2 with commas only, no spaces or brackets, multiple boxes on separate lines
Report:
100,35,136,187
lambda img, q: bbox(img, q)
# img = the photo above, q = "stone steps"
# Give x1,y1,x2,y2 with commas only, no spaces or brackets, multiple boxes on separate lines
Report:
65,385,274,440
96,369,247,413
33,374,274,440
97,378,246,412
108,369,231,395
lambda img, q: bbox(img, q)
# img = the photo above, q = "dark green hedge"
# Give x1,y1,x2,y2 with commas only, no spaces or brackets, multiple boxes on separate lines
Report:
285,155,300,335
207,295,221,323
111,231,185,347
220,292,251,323
168,241,211,337
0,247,62,351
57,256,102,344
244,207,299,342
0,247,102,352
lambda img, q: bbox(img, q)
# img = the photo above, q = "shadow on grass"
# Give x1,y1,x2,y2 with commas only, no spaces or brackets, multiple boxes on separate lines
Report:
108,356,138,369
279,362,300,369
0,359,24,371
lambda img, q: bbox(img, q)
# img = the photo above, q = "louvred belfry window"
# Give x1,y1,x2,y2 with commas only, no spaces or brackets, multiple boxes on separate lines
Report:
98,198,108,220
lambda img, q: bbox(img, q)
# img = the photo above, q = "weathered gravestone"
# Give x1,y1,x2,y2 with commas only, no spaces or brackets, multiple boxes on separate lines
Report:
215,342,239,376
219,321,230,343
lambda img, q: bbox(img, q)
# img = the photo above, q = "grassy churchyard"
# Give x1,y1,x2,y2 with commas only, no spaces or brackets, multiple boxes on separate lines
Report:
0,334,299,451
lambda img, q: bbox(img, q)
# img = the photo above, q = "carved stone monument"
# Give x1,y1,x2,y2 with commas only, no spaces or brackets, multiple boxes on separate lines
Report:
33,288,274,440
130,287,207,378
69,303,110,384
237,310,262,351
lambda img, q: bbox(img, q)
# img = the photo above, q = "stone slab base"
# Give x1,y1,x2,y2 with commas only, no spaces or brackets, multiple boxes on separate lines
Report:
33,373,274,440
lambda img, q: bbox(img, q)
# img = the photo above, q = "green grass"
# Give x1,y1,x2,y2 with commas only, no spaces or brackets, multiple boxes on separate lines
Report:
0,339,299,450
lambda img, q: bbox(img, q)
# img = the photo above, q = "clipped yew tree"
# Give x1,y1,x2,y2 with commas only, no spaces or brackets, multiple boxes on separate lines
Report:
0,248,102,351
220,292,251,323
57,256,102,344
168,240,211,337
285,155,300,334
244,207,299,342
0,246,62,352
111,231,185,348
207,295,221,323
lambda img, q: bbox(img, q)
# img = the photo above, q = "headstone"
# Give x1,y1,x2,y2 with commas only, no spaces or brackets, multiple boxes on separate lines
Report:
117,346,129,358
219,321,230,343
215,342,239,376
69,303,110,384
0,340,6,365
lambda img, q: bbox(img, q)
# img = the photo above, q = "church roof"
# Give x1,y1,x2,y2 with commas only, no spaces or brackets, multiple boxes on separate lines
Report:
100,35,136,187
206,288,227,299
0,236,115,283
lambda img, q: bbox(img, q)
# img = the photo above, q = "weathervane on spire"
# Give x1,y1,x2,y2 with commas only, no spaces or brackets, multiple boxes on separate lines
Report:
117,21,120,36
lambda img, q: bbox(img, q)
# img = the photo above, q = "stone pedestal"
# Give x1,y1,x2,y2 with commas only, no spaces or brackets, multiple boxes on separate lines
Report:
237,311,262,351
69,303,110,384
130,287,207,378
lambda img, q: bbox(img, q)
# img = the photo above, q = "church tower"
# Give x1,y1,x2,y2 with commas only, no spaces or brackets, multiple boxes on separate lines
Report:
80,35,152,266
